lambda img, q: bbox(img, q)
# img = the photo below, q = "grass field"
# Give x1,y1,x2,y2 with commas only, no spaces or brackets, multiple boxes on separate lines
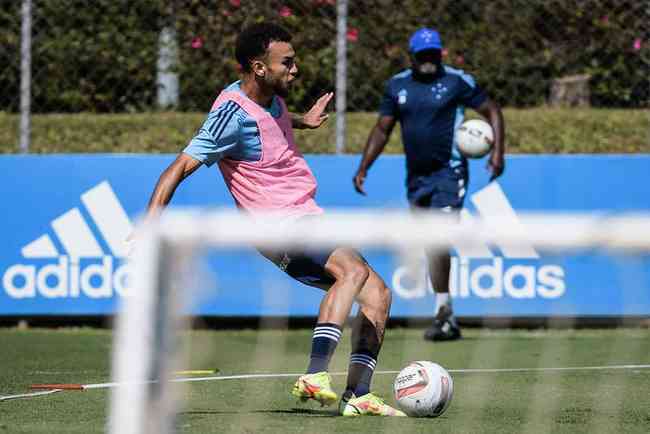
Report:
1,327,650,433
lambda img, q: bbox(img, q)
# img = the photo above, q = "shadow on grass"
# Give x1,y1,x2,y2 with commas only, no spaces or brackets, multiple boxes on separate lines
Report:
181,408,338,417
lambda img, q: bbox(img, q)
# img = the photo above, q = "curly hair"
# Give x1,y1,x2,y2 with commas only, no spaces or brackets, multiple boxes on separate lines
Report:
235,23,292,73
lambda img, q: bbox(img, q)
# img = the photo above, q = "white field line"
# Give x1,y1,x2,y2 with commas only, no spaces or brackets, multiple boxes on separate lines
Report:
82,363,650,390
0,389,62,401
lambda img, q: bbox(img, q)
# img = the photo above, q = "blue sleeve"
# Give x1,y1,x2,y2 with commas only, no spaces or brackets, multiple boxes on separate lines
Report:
457,73,488,109
378,80,399,118
183,101,243,167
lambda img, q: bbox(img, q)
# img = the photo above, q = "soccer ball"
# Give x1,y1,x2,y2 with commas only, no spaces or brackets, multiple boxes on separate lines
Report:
393,361,454,417
456,119,493,158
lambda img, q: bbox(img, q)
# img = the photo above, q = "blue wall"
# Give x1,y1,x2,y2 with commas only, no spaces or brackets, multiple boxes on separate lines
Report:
1,154,649,317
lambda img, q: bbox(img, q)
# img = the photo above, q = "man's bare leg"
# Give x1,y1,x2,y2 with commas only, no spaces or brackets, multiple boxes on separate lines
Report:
424,249,461,341
292,248,371,406
343,268,391,398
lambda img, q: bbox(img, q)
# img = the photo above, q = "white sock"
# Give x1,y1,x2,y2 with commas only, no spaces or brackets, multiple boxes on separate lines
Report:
435,292,450,309
435,292,451,315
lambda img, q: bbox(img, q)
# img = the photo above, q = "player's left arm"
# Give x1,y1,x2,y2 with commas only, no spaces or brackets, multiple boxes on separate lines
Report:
291,92,334,129
475,98,505,181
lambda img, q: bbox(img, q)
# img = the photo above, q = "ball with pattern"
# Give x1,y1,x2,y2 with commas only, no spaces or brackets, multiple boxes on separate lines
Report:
393,361,454,417
456,119,494,158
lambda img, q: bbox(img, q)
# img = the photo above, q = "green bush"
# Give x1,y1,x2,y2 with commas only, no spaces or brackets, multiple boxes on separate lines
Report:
347,0,649,109
0,108,648,154
0,0,647,112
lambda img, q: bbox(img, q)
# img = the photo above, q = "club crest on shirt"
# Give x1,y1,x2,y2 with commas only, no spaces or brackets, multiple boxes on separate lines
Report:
431,82,449,100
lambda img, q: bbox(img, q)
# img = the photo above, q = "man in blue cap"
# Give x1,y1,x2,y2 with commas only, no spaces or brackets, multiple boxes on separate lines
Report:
353,27,506,341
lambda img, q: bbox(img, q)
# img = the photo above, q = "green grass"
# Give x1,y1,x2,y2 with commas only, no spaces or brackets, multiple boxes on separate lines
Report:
1,328,650,433
1,109,648,154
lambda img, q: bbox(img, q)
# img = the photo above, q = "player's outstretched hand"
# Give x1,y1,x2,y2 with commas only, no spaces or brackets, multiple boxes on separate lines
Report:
487,152,505,181
302,92,334,129
353,169,367,195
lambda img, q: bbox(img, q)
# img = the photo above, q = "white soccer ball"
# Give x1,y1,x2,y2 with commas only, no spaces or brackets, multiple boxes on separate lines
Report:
456,119,494,158
393,361,454,417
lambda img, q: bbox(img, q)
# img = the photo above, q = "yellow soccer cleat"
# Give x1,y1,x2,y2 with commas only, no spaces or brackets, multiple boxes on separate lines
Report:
291,372,338,406
340,392,407,417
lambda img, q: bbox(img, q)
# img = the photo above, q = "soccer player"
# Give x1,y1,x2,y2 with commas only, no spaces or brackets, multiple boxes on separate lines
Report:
353,28,506,341
142,23,404,416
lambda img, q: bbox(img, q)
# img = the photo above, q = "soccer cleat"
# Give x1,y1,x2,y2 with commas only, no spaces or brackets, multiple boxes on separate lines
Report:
291,372,338,406
340,392,406,417
423,305,462,341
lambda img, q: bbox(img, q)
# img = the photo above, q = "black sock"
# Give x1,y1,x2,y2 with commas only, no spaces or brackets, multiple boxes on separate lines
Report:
345,312,383,397
306,323,342,374
347,352,377,397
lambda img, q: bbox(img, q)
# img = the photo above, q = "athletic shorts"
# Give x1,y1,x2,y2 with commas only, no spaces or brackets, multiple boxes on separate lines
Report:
257,247,336,288
406,165,469,210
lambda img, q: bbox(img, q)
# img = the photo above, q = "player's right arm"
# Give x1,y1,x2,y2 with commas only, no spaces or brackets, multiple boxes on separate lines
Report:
353,80,398,195
353,115,396,195
145,153,202,219
125,153,201,251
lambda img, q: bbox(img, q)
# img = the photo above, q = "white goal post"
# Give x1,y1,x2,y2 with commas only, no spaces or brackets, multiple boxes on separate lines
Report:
107,209,650,434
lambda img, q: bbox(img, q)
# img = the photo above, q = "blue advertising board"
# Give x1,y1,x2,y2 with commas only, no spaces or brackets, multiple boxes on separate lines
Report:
1,154,649,317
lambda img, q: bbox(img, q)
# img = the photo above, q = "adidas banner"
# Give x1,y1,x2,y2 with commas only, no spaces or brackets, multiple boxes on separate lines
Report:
1,155,649,318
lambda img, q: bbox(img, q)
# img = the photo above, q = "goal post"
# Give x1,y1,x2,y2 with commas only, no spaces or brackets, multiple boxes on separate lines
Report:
108,224,194,434
108,209,650,434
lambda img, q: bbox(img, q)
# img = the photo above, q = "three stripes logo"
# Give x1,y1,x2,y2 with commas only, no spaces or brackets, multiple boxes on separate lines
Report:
3,182,133,299
392,182,566,300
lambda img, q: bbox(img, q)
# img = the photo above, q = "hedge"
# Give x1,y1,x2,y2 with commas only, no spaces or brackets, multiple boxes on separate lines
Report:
0,0,648,113
0,108,648,154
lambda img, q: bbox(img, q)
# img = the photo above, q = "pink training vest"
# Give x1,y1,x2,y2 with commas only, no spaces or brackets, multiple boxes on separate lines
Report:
211,90,323,218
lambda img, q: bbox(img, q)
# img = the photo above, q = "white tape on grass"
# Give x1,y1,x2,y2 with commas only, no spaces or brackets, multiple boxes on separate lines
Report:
448,364,650,374
174,364,650,384
6,364,648,403
0,389,62,401
7,364,650,398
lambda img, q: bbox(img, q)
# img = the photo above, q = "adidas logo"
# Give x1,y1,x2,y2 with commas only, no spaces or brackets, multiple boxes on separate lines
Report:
392,182,567,300
3,181,133,299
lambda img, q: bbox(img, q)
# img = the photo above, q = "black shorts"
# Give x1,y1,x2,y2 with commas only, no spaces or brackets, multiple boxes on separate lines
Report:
258,248,336,288
407,165,469,210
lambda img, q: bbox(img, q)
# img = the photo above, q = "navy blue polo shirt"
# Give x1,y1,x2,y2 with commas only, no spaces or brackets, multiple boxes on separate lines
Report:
379,66,487,174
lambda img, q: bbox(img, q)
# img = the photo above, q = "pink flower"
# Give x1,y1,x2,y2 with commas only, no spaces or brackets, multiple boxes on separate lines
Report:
229,0,240,7
633,38,642,51
279,6,292,17
600,15,609,24
222,9,232,16
346,27,359,42
455,55,464,65
441,48,449,58
191,36,203,49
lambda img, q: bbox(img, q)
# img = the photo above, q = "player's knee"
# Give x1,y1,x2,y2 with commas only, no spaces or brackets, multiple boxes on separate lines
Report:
341,260,370,288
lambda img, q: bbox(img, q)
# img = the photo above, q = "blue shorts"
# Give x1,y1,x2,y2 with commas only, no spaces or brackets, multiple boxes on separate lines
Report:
258,248,336,288
407,165,468,210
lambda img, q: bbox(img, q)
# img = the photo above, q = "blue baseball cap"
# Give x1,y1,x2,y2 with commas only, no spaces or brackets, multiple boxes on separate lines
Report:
409,28,443,53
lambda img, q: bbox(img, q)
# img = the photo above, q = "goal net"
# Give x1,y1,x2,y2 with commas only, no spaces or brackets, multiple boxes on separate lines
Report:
107,209,650,434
